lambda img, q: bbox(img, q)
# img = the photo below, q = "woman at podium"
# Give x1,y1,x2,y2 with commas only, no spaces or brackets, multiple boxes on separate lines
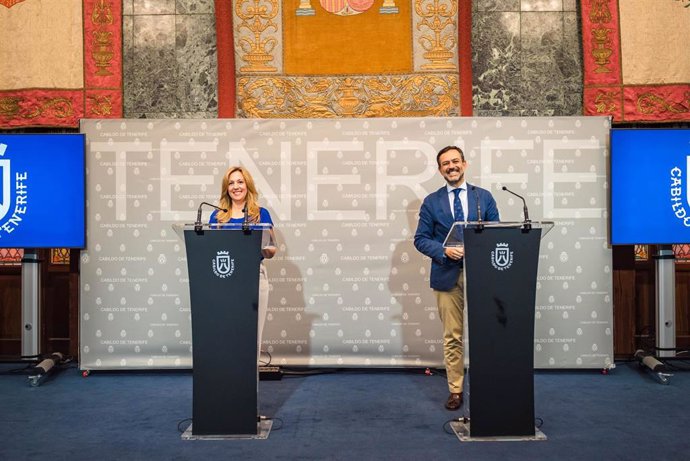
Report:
209,166,277,353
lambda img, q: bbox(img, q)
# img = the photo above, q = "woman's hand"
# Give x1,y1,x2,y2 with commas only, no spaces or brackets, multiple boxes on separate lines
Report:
261,246,277,259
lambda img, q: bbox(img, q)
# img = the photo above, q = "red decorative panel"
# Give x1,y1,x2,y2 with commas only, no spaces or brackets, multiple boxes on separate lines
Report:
0,248,23,264
581,0,690,122
673,244,690,263
0,0,123,128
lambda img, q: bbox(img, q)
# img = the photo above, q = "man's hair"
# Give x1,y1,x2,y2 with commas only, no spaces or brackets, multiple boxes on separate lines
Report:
436,146,465,166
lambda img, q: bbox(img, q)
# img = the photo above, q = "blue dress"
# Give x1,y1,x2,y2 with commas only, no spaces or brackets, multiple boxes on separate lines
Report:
209,207,274,226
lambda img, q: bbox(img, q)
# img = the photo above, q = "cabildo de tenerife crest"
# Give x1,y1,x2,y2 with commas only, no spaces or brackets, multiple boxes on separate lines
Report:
212,250,235,279
491,242,514,271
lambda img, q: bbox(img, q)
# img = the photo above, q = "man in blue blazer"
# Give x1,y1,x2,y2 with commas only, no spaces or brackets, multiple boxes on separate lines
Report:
414,146,500,410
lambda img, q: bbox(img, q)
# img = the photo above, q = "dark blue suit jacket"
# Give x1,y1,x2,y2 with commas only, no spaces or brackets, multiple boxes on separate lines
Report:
414,184,500,291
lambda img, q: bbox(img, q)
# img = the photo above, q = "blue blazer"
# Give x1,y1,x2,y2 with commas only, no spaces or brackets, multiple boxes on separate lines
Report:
414,184,500,291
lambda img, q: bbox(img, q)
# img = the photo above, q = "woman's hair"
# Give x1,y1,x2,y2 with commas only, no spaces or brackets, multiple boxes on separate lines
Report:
215,166,261,223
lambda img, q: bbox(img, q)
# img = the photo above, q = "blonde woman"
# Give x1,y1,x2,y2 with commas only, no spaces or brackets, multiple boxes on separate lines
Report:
210,166,276,357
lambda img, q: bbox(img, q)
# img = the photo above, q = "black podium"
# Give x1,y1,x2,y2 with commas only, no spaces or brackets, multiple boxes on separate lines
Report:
174,223,271,439
447,221,552,441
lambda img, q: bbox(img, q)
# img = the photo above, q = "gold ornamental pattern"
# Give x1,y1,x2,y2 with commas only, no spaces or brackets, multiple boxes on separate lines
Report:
237,75,459,118
415,0,458,71
637,92,690,115
235,0,280,73
589,0,614,74
87,94,114,117
0,96,74,119
91,0,115,77
591,90,619,114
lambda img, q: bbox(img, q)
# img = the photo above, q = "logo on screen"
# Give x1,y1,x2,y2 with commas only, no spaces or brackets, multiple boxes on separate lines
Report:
0,144,29,236
212,250,235,278
491,243,513,271
670,164,690,227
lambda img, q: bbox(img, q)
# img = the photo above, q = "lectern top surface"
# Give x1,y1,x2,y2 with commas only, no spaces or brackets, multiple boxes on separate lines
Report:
443,221,555,247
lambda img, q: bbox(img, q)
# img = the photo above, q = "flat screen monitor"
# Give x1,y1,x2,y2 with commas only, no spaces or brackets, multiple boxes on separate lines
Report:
0,134,85,248
610,128,690,245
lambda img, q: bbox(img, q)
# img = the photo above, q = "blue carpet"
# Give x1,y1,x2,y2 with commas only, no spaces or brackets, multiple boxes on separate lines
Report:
1,362,689,460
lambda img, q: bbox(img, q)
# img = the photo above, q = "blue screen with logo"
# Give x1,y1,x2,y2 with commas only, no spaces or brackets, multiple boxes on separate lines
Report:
0,134,85,248
611,129,690,245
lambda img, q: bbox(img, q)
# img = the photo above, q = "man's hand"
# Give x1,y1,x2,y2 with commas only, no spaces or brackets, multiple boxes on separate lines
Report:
444,246,464,260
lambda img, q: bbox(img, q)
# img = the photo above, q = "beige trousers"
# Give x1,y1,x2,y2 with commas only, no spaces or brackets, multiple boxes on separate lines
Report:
434,269,465,394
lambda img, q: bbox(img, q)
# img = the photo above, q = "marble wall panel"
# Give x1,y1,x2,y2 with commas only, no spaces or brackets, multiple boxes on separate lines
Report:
564,92,582,116
475,0,520,11
519,12,564,113
563,0,576,11
125,15,178,114
472,12,522,115
562,11,583,94
133,0,175,14
472,0,583,116
123,2,218,118
521,0,562,11
175,14,217,113
176,0,214,14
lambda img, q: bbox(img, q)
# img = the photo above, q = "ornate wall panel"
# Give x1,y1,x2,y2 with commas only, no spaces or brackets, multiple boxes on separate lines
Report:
472,0,583,117
0,0,123,128
231,0,465,118
582,0,690,122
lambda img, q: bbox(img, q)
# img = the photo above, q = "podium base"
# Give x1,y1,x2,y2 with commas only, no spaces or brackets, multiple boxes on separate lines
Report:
450,421,547,442
181,420,273,440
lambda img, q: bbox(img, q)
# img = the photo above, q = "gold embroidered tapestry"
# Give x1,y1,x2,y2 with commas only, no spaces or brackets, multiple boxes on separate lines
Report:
220,0,470,118
0,0,123,128
582,0,690,122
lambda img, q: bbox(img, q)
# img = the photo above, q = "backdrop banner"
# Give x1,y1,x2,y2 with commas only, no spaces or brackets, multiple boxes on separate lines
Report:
80,116,613,370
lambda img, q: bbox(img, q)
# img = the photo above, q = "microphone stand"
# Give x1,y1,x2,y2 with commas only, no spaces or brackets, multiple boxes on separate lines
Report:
194,204,204,233
501,186,532,230
472,185,484,231
242,205,250,234
195,202,228,233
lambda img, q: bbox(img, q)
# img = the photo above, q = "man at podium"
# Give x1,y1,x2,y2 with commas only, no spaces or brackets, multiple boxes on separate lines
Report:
209,166,277,351
413,146,499,411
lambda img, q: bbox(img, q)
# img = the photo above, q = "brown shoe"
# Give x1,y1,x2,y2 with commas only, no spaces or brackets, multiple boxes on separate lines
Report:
445,392,463,410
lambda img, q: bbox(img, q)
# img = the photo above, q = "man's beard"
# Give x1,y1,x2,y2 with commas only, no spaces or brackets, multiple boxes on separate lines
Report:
445,169,464,184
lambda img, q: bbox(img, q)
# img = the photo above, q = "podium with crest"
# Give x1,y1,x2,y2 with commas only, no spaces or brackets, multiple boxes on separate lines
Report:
174,223,273,439
445,221,553,441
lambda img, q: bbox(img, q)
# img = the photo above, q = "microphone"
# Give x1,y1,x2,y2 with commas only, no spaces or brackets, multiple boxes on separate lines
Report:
195,202,228,232
242,205,250,233
501,186,531,229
